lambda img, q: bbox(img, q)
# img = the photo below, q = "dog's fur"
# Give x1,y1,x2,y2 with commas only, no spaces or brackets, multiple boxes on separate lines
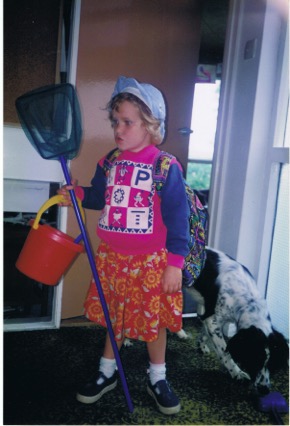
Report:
185,248,289,392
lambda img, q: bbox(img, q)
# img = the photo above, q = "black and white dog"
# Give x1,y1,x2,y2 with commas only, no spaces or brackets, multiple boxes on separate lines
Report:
184,248,289,393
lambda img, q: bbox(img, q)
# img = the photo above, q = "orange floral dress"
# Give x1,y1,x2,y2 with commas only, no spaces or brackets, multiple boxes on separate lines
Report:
84,241,183,342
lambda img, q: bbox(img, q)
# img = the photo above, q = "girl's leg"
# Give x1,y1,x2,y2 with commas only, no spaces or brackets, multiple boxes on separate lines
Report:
76,331,123,404
99,331,124,378
147,327,167,364
147,327,167,385
103,331,124,359
146,327,181,415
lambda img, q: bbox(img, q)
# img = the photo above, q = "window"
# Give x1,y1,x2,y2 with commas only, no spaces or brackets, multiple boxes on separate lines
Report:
266,163,289,338
187,81,221,191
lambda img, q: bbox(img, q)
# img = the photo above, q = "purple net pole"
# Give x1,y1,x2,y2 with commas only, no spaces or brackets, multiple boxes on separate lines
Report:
59,156,134,413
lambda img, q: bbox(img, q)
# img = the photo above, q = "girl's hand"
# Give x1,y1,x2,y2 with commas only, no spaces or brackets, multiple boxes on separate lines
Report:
57,179,78,206
161,265,182,294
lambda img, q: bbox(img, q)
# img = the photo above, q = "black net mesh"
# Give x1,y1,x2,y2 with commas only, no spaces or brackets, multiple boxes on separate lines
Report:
15,84,82,160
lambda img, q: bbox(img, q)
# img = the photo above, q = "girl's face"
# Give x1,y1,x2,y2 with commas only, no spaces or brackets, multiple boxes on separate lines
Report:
111,101,152,152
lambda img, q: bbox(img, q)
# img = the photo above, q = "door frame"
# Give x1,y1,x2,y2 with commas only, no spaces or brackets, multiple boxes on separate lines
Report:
208,0,289,287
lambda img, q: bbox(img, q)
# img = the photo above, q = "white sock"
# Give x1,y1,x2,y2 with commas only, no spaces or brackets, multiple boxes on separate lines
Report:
149,362,166,386
98,357,116,384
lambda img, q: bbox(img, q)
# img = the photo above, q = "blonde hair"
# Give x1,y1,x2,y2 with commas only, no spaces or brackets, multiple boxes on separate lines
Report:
107,93,163,145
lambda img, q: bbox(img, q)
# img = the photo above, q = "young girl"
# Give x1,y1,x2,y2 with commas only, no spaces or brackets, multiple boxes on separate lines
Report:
58,76,190,415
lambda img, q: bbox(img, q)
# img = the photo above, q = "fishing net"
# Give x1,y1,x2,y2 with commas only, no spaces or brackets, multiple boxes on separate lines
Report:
15,83,82,160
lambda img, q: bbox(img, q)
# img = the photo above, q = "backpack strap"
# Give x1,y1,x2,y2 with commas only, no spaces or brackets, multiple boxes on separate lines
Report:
153,151,175,195
102,148,121,177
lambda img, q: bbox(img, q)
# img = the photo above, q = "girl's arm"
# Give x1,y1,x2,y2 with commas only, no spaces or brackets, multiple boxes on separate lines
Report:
79,163,107,210
160,162,190,264
57,162,107,210
160,162,190,294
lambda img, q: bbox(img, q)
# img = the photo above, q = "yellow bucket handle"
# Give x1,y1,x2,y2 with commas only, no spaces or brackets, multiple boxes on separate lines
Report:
32,194,85,230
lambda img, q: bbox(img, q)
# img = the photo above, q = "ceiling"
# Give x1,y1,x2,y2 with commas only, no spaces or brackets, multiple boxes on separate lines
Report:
199,0,230,65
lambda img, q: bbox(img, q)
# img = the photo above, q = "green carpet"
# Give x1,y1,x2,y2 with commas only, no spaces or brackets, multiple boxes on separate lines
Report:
4,319,289,425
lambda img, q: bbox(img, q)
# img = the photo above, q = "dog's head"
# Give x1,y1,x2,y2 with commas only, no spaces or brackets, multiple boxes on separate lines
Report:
227,326,289,381
226,326,270,381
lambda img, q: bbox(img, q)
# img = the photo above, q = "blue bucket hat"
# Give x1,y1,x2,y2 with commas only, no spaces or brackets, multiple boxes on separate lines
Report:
111,76,166,140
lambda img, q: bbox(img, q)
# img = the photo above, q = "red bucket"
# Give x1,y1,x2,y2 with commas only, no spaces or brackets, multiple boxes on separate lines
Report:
16,195,85,286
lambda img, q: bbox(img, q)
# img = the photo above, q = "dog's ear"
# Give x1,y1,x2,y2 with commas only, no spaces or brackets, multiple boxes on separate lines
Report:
226,326,268,380
267,330,289,372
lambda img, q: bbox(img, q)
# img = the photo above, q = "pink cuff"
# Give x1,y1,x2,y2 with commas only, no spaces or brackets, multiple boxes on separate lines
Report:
167,252,185,269
74,186,84,201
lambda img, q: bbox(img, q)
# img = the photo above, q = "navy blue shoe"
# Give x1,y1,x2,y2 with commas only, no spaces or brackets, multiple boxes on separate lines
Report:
76,372,117,404
147,379,181,415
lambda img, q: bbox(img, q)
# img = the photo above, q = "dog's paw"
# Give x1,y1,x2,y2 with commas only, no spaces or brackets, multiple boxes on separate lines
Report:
236,371,251,381
177,329,192,339
198,342,211,354
197,334,211,353
230,366,251,381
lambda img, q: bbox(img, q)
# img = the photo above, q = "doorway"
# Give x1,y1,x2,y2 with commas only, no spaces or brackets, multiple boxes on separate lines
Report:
186,0,229,206
3,0,78,330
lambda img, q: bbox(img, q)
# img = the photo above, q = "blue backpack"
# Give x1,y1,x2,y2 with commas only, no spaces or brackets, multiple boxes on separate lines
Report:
153,151,208,287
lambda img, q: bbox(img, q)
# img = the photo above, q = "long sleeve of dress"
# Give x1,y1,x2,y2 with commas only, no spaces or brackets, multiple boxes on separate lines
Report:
160,163,190,262
78,163,107,210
